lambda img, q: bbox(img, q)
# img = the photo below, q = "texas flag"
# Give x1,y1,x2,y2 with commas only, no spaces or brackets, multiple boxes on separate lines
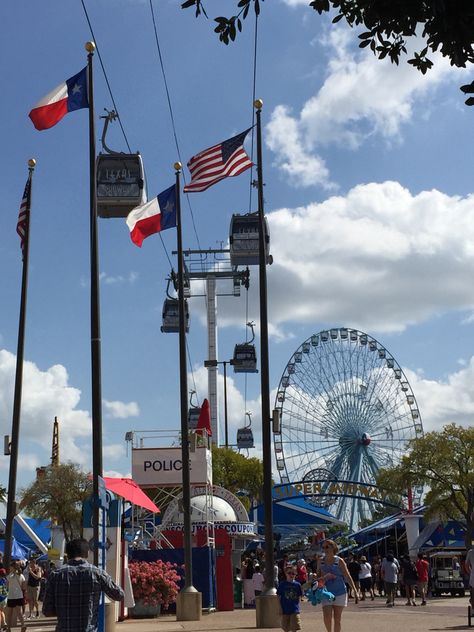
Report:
126,184,177,247
29,67,89,130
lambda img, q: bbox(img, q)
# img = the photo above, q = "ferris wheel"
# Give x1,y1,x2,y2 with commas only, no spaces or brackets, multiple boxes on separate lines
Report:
273,327,424,531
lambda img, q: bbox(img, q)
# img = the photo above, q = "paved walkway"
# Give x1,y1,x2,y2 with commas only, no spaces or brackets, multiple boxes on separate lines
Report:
20,596,472,632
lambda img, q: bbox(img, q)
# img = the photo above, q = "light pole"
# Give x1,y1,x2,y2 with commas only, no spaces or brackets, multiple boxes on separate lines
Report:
204,359,231,449
254,99,280,628
174,163,202,621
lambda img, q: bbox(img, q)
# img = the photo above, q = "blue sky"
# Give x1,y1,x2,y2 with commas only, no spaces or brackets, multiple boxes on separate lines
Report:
2,0,474,493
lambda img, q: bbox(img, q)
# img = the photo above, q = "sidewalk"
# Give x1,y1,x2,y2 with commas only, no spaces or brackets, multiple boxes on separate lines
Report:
23,596,472,632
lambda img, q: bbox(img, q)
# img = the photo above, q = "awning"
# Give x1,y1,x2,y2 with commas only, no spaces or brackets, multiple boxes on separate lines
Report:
103,477,160,513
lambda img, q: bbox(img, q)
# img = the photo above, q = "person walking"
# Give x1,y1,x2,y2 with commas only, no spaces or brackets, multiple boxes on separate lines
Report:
358,556,375,601
400,554,418,606
381,553,399,607
296,560,308,586
415,553,429,606
42,538,124,632
25,559,42,619
346,554,361,600
277,565,303,632
318,540,358,632
241,556,255,608
5,562,26,632
252,565,264,597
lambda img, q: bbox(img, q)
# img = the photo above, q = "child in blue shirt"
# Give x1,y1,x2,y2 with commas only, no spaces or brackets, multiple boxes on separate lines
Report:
277,565,303,631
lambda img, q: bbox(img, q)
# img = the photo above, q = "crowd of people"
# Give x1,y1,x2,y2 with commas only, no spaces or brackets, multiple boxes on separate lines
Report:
238,545,474,632
0,554,54,632
0,540,124,632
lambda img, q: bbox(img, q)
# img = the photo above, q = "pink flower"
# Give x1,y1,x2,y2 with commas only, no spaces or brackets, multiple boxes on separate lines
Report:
129,560,180,609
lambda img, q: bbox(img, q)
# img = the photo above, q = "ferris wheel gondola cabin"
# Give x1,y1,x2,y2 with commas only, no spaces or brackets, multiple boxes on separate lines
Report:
96,153,147,218
160,298,190,333
229,212,270,267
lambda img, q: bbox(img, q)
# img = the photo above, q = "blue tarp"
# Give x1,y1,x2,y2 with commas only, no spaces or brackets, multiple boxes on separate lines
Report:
13,519,50,551
252,494,343,546
0,538,31,559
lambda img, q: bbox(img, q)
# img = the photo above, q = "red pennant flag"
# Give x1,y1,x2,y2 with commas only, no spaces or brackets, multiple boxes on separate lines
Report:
196,398,212,436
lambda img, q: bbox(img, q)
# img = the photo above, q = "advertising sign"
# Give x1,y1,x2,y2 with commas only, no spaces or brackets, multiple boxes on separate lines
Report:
132,446,212,487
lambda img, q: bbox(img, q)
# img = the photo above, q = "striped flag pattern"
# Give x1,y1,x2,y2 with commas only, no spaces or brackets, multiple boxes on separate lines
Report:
17,175,32,257
183,128,253,193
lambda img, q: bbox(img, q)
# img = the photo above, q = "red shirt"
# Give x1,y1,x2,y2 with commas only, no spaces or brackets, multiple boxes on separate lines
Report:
416,559,429,582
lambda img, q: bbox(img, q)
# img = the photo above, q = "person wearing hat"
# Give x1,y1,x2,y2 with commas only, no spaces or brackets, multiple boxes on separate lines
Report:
358,556,375,601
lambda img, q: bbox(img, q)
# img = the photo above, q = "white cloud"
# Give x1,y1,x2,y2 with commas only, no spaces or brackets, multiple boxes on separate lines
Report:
0,351,135,478
103,443,126,460
0,350,92,471
266,105,336,189
266,27,464,185
103,399,140,419
405,360,474,431
263,182,474,333
80,271,138,288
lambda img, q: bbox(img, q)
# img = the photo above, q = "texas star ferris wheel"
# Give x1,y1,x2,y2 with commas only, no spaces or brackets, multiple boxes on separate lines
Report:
273,327,424,531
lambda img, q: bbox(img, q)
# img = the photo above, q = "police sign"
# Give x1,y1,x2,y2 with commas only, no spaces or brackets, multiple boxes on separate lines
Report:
132,446,212,487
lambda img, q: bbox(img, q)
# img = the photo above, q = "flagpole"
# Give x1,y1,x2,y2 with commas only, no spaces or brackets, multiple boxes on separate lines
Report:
174,163,201,621
254,99,280,628
4,159,36,568
86,40,103,567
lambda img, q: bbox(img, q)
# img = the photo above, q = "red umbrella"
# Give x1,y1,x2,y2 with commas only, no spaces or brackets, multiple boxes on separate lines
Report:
102,477,160,513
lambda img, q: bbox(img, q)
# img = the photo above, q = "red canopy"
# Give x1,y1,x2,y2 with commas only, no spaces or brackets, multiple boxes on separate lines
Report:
196,398,212,436
102,477,160,513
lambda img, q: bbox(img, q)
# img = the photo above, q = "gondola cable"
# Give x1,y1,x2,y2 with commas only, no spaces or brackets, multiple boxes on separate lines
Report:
80,0,176,271
80,0,132,153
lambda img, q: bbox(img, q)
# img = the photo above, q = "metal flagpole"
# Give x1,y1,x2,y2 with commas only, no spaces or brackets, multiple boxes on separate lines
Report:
86,40,103,567
254,99,279,627
174,163,201,621
4,159,36,568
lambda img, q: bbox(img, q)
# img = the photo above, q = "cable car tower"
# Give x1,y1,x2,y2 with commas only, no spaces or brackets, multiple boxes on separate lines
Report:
167,247,250,443
96,109,147,218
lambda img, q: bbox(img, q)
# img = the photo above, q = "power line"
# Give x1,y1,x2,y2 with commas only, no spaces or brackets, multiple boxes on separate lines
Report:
148,0,202,252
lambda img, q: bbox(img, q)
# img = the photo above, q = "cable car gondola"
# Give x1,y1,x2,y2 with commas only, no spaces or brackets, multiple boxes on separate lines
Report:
237,412,254,449
96,110,147,218
229,212,270,267
160,298,189,333
187,391,201,430
232,322,258,373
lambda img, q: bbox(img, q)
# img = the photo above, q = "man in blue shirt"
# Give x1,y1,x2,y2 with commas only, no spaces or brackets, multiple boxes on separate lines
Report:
43,539,124,632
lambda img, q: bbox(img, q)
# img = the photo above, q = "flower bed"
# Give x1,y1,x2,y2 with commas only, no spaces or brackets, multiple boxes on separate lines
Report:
129,559,180,610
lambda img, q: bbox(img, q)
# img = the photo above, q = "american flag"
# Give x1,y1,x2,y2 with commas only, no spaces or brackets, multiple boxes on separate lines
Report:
183,128,253,193
17,175,32,257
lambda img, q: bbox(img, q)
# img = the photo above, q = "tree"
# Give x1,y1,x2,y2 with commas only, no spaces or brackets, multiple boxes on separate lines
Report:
211,445,264,510
376,424,474,549
20,463,92,541
182,0,474,75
